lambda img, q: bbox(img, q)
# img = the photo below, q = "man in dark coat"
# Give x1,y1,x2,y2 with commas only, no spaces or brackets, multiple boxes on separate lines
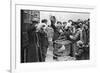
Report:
50,16,62,59
36,19,49,61
27,21,43,62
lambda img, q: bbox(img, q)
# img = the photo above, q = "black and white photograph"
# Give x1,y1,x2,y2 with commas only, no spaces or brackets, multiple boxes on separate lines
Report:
7,0,98,72
21,9,90,63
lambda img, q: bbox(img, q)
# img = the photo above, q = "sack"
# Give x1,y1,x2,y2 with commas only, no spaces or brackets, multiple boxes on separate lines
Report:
58,45,65,52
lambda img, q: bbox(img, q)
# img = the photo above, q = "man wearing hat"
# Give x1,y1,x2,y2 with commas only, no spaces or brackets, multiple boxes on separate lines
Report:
27,19,44,62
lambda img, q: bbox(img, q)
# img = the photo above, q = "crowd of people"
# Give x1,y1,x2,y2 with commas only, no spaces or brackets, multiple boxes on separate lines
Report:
24,15,90,62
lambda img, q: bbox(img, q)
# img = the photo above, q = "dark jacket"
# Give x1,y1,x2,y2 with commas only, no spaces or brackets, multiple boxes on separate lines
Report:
38,30,49,61
27,27,43,62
